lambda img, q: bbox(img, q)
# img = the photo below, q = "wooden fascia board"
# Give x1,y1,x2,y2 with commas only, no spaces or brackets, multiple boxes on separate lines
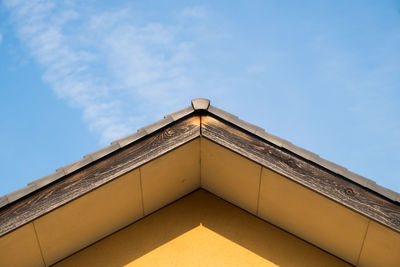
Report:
201,114,400,233
1,107,399,238
0,115,200,237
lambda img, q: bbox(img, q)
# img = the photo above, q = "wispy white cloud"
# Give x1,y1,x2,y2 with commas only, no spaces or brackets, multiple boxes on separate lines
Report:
4,0,211,143
0,33,3,45
181,6,208,19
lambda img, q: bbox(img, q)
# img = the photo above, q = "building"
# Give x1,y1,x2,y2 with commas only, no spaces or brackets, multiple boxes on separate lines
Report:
0,99,399,266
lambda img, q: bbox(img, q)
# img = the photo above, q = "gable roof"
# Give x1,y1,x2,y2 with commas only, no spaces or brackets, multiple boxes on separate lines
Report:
1,98,400,265
1,98,398,209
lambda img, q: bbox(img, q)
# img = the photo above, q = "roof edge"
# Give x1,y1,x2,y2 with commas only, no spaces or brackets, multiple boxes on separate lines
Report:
0,104,196,209
1,99,399,210
206,104,400,203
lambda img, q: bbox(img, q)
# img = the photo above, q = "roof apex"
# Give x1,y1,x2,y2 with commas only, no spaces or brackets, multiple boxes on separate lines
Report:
1,100,400,242
191,98,210,110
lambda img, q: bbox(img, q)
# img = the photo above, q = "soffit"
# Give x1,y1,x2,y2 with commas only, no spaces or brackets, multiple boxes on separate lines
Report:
358,221,400,266
1,137,400,266
0,115,200,237
0,223,44,267
56,190,350,267
1,100,399,236
0,139,201,266
1,99,400,266
201,115,400,233
200,138,400,266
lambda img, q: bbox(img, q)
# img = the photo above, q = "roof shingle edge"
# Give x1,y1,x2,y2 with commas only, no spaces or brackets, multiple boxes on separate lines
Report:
0,104,195,208
1,99,399,209
206,104,400,203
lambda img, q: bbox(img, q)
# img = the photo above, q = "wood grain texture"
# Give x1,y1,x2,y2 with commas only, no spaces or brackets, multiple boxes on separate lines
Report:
201,115,400,233
0,116,200,237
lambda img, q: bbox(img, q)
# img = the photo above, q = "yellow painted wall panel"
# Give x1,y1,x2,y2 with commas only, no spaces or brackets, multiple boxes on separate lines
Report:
130,225,276,267
358,221,400,267
258,167,369,265
141,139,200,215
0,223,44,267
34,169,143,265
56,190,349,267
201,138,261,214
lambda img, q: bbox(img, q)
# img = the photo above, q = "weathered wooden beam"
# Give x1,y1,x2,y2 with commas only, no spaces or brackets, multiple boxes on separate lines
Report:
201,115,400,233
0,116,200,237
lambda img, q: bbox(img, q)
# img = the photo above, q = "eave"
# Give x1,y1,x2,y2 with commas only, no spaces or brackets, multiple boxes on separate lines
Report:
1,99,399,266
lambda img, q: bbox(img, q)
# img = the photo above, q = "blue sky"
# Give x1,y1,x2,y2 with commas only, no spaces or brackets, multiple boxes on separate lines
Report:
0,0,399,196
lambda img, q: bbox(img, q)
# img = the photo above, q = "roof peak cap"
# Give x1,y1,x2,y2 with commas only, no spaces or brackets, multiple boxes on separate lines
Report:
191,98,210,110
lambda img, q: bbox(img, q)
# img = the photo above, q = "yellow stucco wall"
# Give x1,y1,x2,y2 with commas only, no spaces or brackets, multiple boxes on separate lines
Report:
56,190,349,267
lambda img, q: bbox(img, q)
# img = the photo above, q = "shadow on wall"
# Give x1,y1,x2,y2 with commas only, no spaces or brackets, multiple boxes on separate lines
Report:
55,189,349,267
